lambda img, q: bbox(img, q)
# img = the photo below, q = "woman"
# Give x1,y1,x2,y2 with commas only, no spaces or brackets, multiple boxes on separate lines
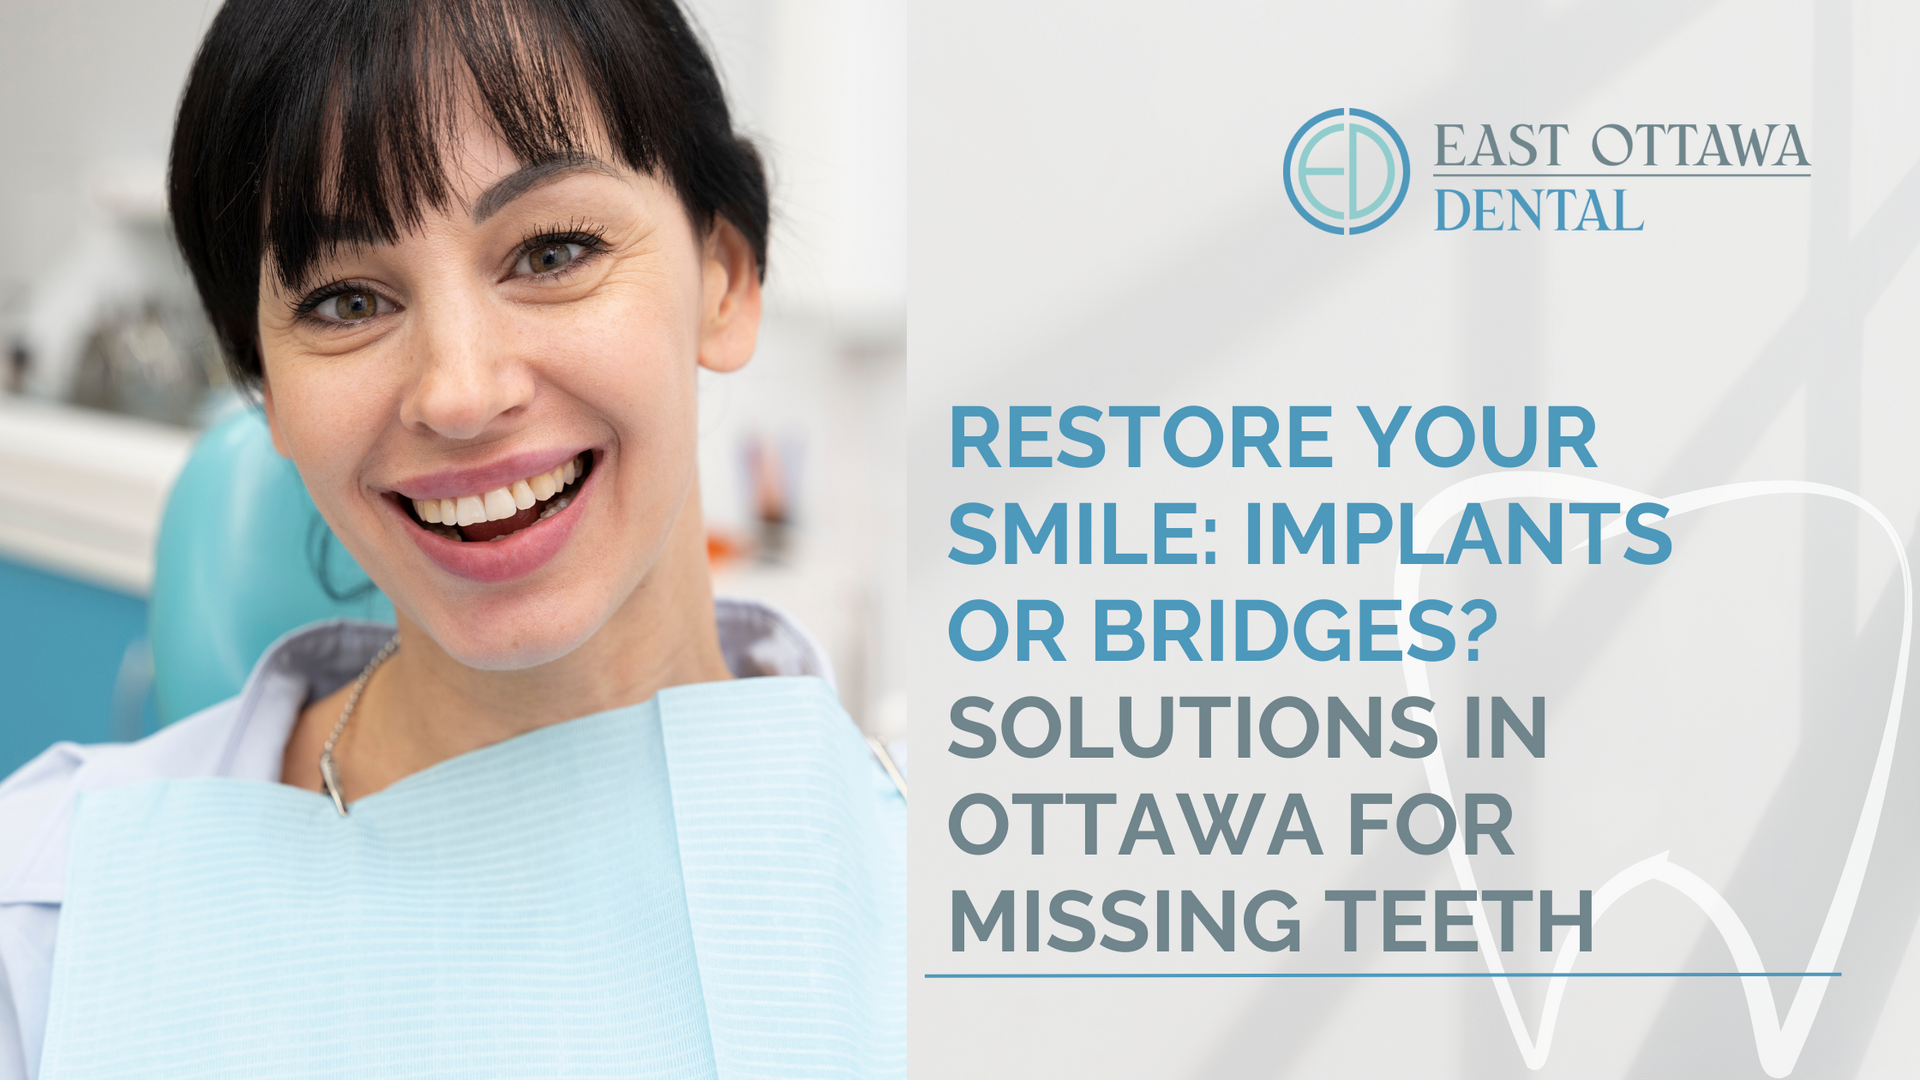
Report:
0,0,904,1076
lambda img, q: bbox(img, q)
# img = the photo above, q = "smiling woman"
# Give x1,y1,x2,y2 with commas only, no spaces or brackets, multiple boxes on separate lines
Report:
0,1,904,1077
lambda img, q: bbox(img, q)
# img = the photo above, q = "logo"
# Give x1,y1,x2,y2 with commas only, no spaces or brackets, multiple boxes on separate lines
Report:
1284,108,1411,234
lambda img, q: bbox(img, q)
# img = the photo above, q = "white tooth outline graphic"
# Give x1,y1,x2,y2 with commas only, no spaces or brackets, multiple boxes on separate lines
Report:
1397,475,1911,1077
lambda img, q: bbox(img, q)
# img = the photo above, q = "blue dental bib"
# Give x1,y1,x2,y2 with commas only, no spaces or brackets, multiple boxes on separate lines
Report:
39,677,905,1079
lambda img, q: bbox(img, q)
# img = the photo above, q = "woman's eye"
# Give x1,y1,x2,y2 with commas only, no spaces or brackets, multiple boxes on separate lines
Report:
520,241,585,275
314,289,385,322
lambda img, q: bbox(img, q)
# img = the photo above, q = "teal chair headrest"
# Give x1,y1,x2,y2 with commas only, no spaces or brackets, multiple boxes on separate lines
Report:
150,408,394,725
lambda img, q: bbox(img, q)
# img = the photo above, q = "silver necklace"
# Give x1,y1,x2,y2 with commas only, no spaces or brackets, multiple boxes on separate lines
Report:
318,635,400,816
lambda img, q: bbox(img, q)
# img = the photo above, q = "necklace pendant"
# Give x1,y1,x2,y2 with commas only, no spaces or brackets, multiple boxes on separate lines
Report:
318,634,395,819
319,753,349,817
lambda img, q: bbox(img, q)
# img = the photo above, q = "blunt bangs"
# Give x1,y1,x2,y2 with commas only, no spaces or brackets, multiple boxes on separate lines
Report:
168,0,768,386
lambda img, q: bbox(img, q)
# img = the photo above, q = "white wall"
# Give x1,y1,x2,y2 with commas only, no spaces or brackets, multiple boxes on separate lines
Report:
686,0,907,325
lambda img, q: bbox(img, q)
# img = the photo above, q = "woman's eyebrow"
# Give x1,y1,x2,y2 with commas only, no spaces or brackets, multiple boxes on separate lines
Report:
471,153,622,224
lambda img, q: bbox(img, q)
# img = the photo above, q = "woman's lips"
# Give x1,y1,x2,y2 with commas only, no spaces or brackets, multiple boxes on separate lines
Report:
393,448,585,502
394,454,598,583
407,454,584,535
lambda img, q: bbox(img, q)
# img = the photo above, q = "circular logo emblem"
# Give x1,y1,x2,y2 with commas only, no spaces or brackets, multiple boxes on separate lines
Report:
1283,108,1411,234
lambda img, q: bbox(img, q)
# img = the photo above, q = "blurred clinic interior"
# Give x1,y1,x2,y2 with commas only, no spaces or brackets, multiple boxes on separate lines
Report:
0,0,908,776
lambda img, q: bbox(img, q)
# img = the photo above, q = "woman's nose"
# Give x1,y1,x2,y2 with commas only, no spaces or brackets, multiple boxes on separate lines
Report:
398,299,535,440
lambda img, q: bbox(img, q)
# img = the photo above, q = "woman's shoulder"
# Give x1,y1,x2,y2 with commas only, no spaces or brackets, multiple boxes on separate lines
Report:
0,616,386,857
0,615,351,903
714,596,838,688
0,697,248,906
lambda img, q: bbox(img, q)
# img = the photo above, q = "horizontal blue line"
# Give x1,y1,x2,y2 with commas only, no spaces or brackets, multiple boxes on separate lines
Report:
924,971,1840,980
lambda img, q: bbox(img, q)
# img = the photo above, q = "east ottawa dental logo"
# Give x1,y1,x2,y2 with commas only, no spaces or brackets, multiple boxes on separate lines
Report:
1433,121,1811,232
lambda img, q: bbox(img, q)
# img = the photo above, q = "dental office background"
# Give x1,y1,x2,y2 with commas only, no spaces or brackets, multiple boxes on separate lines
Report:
0,0,908,775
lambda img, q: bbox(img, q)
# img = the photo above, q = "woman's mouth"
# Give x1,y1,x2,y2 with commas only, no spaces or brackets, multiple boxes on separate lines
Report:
404,453,591,543
391,451,598,584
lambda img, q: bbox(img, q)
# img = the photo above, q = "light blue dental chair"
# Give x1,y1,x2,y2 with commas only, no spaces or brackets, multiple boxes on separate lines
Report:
150,408,394,725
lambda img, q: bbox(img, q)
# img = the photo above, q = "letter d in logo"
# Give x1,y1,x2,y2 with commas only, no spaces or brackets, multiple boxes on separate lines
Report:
1284,108,1412,234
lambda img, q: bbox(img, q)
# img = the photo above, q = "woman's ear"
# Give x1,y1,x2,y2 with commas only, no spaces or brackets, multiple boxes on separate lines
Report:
258,373,294,459
696,217,762,374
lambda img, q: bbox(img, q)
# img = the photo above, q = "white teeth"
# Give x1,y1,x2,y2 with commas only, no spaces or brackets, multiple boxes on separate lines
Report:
412,455,585,532
483,488,517,521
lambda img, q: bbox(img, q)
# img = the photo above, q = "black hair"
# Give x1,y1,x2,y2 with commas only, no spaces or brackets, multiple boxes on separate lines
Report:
168,0,768,387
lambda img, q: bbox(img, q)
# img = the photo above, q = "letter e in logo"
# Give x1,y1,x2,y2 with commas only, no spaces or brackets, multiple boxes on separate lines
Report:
1284,108,1412,234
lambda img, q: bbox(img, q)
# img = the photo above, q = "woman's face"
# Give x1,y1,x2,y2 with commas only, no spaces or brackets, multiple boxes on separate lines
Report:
256,118,759,670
